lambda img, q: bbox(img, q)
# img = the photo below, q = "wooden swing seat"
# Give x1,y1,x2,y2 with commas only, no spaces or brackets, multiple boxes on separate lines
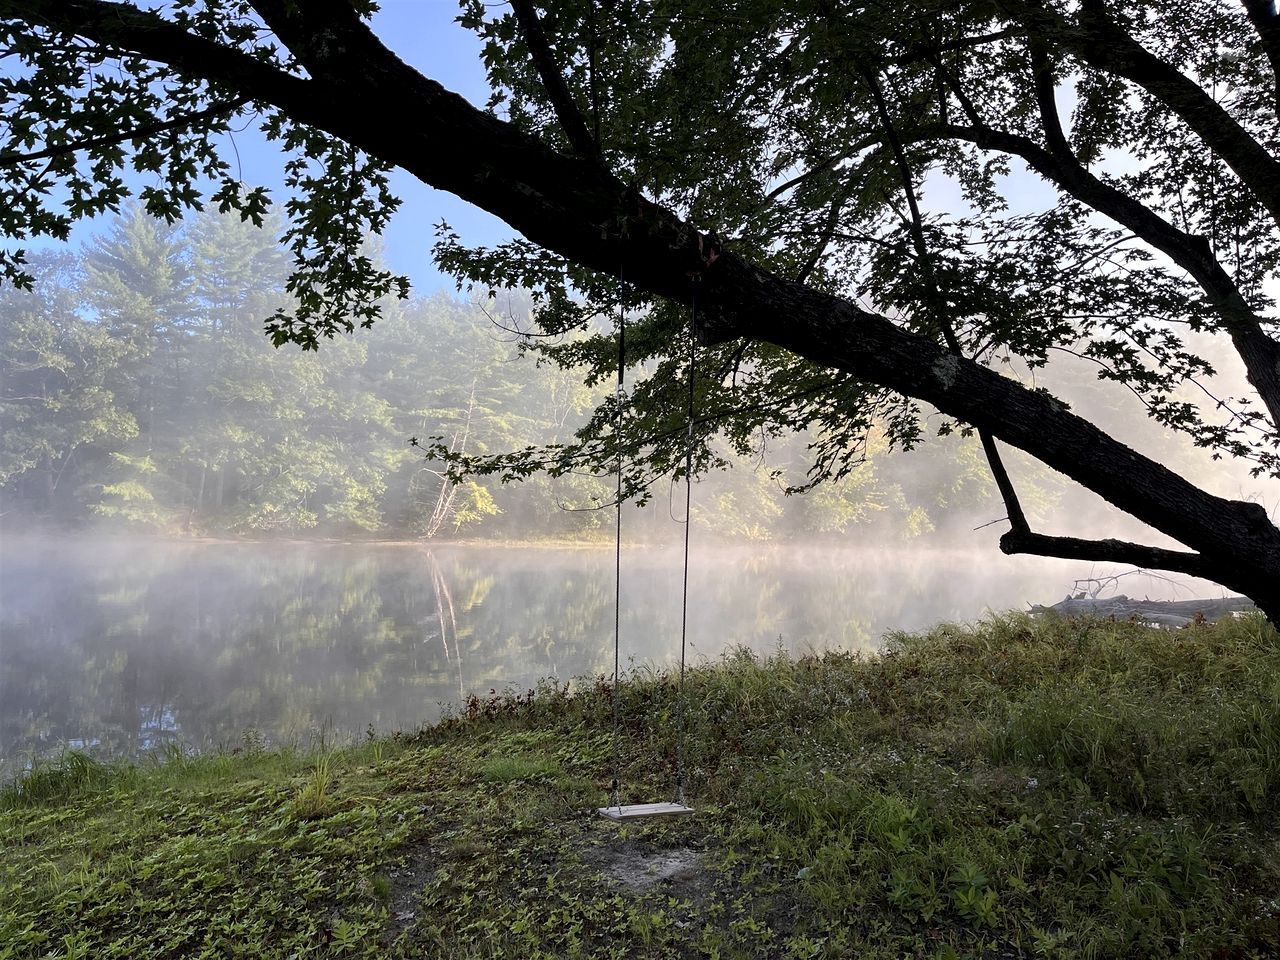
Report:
597,802,695,821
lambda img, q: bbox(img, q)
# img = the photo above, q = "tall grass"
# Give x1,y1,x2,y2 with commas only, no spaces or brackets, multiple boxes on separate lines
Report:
0,752,129,810
292,751,335,819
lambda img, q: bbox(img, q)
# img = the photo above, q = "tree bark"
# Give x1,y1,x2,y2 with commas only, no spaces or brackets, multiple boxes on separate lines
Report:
1242,0,1280,116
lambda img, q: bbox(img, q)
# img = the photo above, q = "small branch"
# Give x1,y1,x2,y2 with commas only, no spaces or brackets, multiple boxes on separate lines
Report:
974,515,1010,531
978,432,1029,533
0,96,251,168
774,226,905,253
759,154,839,205
509,0,602,164
893,27,1026,66
1000,530,1214,580
587,0,600,144
926,51,985,127
864,66,1030,534
794,179,857,283
711,340,749,384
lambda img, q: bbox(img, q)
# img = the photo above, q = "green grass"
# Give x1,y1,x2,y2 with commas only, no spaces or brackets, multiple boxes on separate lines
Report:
3,613,1280,958
478,753,562,783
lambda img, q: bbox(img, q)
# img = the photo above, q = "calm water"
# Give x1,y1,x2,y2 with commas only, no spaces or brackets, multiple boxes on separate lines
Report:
0,537,1220,771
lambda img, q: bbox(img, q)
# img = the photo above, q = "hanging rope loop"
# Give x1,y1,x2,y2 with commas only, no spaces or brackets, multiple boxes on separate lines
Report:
609,268,626,810
674,278,697,805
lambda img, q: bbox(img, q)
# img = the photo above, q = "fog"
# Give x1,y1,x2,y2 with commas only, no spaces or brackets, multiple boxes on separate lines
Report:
1,207,1274,771
0,536,1237,775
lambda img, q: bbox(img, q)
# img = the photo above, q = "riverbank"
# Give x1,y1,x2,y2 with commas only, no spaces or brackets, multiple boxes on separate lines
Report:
4,613,1280,958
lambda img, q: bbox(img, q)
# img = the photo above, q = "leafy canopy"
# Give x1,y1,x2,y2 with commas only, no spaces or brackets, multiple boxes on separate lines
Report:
1,0,1277,505
442,0,1279,495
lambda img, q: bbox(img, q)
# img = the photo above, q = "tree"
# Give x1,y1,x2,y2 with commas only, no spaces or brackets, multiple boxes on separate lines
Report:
179,211,410,534
0,251,135,516
81,203,194,524
0,1,1278,618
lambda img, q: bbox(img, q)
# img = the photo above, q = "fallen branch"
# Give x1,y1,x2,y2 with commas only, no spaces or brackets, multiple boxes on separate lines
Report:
1030,593,1257,626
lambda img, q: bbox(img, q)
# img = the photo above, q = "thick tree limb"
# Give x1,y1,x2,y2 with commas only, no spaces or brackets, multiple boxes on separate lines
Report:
4,1,314,113
864,66,1031,535
936,117,1280,430
1019,31,1280,431
1025,37,1073,164
5,0,1280,616
1241,0,1280,117
1000,530,1215,580
1010,0,1280,228
698,256,1278,607
0,96,250,168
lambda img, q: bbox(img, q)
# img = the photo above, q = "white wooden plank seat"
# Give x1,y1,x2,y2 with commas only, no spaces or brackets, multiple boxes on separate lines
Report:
597,802,695,821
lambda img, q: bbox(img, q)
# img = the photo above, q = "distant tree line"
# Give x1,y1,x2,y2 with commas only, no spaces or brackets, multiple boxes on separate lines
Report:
0,207,1053,541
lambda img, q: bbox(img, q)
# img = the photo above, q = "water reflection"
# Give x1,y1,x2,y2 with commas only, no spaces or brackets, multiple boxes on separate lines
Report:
0,537,1216,771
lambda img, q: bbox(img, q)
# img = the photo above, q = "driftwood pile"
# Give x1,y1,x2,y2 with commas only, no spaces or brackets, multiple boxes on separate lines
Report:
1030,594,1257,628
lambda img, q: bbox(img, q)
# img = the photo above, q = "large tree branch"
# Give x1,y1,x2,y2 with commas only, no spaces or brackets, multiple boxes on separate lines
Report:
1242,0,1280,117
1025,34,1073,164
922,35,1280,431
999,531,1215,580
698,256,1279,602
935,114,1280,429
3,1,315,114
508,0,602,164
6,0,1280,607
1015,31,1280,430
1010,0,1280,227
864,66,1031,535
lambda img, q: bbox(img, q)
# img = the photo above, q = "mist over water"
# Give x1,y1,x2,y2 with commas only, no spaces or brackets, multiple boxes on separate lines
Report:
0,536,1237,773
2,211,1275,777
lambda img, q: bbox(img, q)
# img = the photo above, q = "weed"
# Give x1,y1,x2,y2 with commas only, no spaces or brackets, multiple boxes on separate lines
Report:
478,754,560,783
293,751,335,819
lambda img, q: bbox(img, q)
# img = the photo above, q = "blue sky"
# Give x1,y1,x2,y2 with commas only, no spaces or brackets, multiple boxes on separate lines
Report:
359,0,517,292
35,1,516,297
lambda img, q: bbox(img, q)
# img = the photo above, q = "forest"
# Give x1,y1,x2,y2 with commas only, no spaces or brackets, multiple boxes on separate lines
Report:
0,205,1059,543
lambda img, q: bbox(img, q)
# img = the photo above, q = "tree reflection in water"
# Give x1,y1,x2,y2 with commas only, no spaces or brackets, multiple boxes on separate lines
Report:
0,537,1188,772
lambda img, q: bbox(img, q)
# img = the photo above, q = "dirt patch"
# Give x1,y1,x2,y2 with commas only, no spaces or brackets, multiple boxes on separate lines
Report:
586,840,709,901
384,838,438,941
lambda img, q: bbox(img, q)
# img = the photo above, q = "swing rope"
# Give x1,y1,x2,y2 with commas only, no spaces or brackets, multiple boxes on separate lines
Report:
605,272,696,816
610,271,626,810
674,282,697,805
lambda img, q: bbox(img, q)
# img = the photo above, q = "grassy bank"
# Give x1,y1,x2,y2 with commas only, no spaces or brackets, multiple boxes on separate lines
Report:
4,614,1280,959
